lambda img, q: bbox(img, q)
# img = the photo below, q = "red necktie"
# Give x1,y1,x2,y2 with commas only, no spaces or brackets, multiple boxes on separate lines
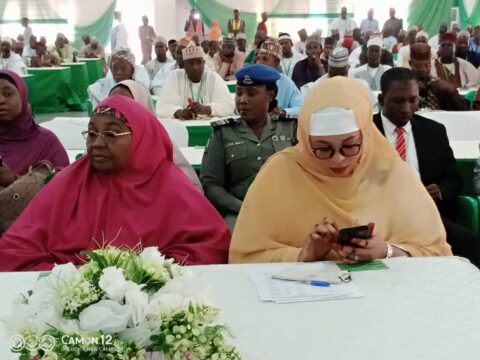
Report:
395,127,406,161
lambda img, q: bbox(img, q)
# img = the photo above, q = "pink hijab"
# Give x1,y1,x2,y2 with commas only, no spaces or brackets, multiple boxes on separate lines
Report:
0,70,69,174
0,96,230,271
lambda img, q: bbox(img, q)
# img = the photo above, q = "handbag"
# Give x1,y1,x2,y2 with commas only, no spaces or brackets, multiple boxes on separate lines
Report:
0,161,56,235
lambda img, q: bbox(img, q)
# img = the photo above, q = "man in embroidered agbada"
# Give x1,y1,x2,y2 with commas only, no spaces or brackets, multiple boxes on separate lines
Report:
229,77,451,263
0,96,231,271
157,45,235,120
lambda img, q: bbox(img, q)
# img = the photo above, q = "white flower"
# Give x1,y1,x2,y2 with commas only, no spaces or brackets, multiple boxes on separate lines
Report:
98,267,127,301
148,293,184,316
140,247,165,265
124,281,148,326
30,263,81,309
118,320,157,348
78,300,131,333
154,276,215,308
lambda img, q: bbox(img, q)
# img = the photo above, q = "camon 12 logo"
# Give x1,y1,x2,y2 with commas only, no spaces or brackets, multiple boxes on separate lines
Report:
9,334,56,352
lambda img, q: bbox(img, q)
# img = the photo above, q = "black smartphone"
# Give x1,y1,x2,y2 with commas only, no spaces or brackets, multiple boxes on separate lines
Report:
337,224,374,246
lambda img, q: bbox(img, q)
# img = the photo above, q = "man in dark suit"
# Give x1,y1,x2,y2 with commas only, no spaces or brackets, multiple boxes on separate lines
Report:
374,67,479,265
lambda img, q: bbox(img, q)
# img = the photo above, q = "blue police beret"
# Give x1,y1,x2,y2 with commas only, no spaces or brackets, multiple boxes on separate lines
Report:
235,64,280,86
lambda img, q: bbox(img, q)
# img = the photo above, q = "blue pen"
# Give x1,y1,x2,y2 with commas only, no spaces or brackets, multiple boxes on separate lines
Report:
299,280,331,287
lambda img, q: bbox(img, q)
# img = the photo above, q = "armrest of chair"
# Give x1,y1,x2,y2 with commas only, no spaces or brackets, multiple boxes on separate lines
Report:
456,195,479,235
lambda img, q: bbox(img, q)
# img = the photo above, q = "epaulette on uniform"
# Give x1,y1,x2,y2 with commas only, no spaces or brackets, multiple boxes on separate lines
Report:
211,117,241,129
271,114,298,122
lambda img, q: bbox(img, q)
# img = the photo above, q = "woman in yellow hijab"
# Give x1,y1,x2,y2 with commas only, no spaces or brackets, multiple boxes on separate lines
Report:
229,77,451,263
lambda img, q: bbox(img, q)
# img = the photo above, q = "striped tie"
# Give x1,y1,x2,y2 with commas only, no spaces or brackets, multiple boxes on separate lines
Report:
395,127,406,161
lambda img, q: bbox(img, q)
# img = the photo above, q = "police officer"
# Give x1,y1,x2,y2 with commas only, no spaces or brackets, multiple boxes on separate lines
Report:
200,64,297,230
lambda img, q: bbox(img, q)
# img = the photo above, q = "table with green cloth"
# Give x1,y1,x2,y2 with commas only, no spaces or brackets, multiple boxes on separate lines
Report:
78,58,104,85
27,67,81,113
61,62,90,111
21,74,36,107
226,80,236,93
182,119,215,146
459,88,478,110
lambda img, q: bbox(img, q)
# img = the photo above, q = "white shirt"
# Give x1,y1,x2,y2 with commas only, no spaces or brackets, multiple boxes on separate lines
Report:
0,53,26,75
280,52,305,78
381,112,420,176
145,57,174,80
157,69,235,118
111,21,129,52
23,26,32,43
150,61,179,95
328,18,358,41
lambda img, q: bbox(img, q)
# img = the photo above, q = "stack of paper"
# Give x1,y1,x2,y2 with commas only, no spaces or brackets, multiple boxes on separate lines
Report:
246,263,364,303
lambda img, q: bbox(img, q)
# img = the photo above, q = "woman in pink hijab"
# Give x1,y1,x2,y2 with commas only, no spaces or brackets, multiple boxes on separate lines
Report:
0,70,68,187
0,96,230,271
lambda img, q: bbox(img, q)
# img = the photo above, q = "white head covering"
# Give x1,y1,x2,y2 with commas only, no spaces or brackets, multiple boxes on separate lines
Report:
309,107,359,136
1,37,12,46
182,45,204,60
416,31,429,40
367,37,384,48
328,48,349,68
154,36,167,46
111,80,156,115
236,32,246,40
278,33,292,42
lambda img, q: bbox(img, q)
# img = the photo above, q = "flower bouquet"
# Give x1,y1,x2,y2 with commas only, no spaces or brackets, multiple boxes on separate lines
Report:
7,246,241,360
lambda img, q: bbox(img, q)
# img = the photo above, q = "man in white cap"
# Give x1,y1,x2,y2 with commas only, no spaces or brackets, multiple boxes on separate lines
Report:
278,32,304,79
79,36,106,60
111,11,129,52
145,36,173,80
157,45,235,119
236,33,247,53
350,37,391,91
138,15,156,64
48,33,75,63
150,37,190,95
213,37,245,81
0,37,26,75
294,28,308,55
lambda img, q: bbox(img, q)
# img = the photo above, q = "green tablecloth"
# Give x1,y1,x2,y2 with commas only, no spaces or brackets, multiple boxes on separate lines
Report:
187,125,212,146
27,67,81,113
61,62,89,111
78,58,104,85
21,74,36,106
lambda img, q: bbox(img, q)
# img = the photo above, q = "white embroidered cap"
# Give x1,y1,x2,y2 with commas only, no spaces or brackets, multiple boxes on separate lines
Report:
309,107,359,136
182,45,205,60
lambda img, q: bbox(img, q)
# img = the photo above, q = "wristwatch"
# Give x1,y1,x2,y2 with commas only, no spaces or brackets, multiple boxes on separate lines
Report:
385,242,394,258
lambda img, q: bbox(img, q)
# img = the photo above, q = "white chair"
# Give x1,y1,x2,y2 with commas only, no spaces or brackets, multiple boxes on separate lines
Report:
158,118,189,147
40,117,89,150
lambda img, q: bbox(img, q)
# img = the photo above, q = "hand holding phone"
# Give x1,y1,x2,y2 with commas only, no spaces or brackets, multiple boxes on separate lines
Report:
337,223,375,246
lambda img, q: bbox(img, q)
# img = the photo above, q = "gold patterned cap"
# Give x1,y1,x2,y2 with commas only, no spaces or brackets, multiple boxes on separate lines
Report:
258,39,283,60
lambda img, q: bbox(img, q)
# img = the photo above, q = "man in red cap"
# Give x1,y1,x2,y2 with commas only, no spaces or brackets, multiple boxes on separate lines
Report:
409,43,467,111
431,32,480,89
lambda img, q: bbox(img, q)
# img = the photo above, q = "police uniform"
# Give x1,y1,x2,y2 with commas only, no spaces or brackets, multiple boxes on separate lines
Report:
200,64,297,229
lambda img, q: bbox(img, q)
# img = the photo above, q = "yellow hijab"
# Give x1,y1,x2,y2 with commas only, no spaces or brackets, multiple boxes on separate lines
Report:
229,77,451,263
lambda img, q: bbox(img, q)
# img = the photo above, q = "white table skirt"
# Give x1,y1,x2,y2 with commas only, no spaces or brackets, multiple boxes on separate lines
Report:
1,257,480,360
421,111,480,141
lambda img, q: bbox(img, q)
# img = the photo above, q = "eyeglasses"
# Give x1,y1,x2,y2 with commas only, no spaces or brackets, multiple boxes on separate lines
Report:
311,143,363,160
81,130,132,142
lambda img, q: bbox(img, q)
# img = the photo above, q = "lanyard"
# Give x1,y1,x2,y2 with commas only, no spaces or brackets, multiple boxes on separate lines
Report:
188,76,204,103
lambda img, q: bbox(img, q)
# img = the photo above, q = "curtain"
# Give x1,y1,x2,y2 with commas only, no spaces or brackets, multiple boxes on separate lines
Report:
0,0,67,24
459,0,480,27
72,0,116,51
187,0,257,42
407,0,456,36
